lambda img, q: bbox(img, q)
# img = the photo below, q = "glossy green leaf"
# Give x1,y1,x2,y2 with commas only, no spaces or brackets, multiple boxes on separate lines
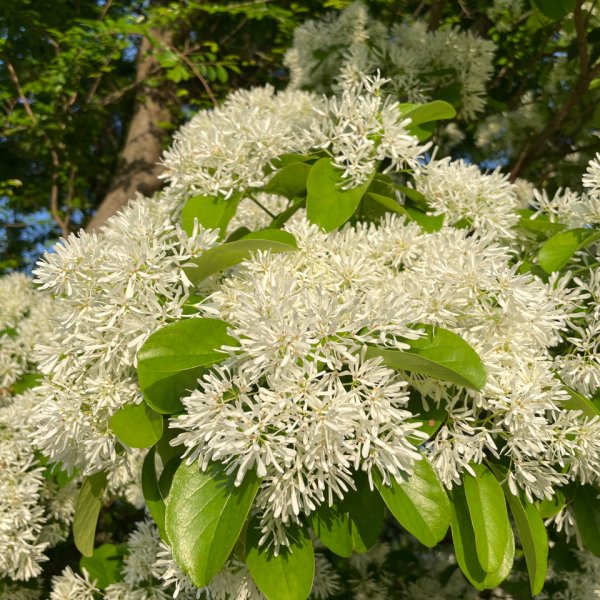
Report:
73,471,108,557
561,383,600,418
309,502,353,557
246,517,315,600
366,192,408,215
185,236,297,285
138,364,205,414
517,210,565,238
80,543,125,590
342,471,385,552
110,402,163,448
538,228,600,273
374,457,451,547
142,447,166,537
572,485,600,556
463,463,511,573
450,484,514,590
137,318,237,413
399,100,456,125
181,194,240,238
404,206,444,232
531,0,575,20
263,161,311,199
270,199,305,228
503,485,548,595
365,325,487,391
241,229,298,246
306,157,372,231
165,461,260,587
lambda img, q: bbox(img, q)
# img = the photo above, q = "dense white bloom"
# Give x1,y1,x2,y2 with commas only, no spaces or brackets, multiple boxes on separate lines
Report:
31,198,219,475
161,86,321,201
583,152,600,196
0,273,52,392
162,75,426,199
49,567,98,600
286,2,495,119
171,213,585,546
0,389,77,582
531,186,600,228
414,158,520,237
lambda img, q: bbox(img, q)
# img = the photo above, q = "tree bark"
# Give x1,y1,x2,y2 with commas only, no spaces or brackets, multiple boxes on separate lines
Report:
86,32,172,232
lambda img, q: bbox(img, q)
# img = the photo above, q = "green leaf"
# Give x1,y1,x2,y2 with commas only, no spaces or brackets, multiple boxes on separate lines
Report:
137,318,237,414
165,461,260,587
407,393,446,440
11,371,41,394
241,229,298,246
73,471,108,557
309,502,353,557
110,402,163,448
138,364,205,414
517,210,565,239
449,485,487,590
365,325,487,391
142,447,167,538
450,484,515,590
537,489,566,519
572,485,600,556
185,236,297,285
503,486,548,595
399,100,456,125
246,517,315,600
365,192,408,215
404,206,444,232
80,543,125,590
531,0,575,20
181,194,240,239
374,457,451,547
560,382,600,418
538,228,600,273
306,157,372,231
270,199,306,229
263,162,311,199
342,471,385,552
463,463,511,573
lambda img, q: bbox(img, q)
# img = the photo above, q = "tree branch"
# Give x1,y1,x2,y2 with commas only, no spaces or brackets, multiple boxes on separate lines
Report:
6,58,70,236
163,39,218,107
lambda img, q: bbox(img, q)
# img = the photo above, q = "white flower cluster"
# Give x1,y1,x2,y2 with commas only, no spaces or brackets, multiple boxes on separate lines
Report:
315,74,426,187
161,85,320,201
172,212,591,547
285,1,495,119
162,74,426,198
414,157,521,237
547,155,600,397
0,389,79,584
31,198,219,476
0,273,52,393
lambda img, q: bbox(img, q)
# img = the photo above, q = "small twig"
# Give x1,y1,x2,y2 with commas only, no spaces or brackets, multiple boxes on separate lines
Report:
163,40,219,107
100,0,113,18
5,60,37,122
248,193,276,219
574,1,589,75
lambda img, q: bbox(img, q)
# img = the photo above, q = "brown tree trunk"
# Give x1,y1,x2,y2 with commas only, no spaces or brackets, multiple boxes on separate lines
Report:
86,32,172,232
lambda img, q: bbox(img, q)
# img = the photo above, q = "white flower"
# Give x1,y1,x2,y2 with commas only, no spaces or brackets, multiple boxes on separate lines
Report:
31,198,219,476
414,158,520,237
583,152,600,197
49,567,98,600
